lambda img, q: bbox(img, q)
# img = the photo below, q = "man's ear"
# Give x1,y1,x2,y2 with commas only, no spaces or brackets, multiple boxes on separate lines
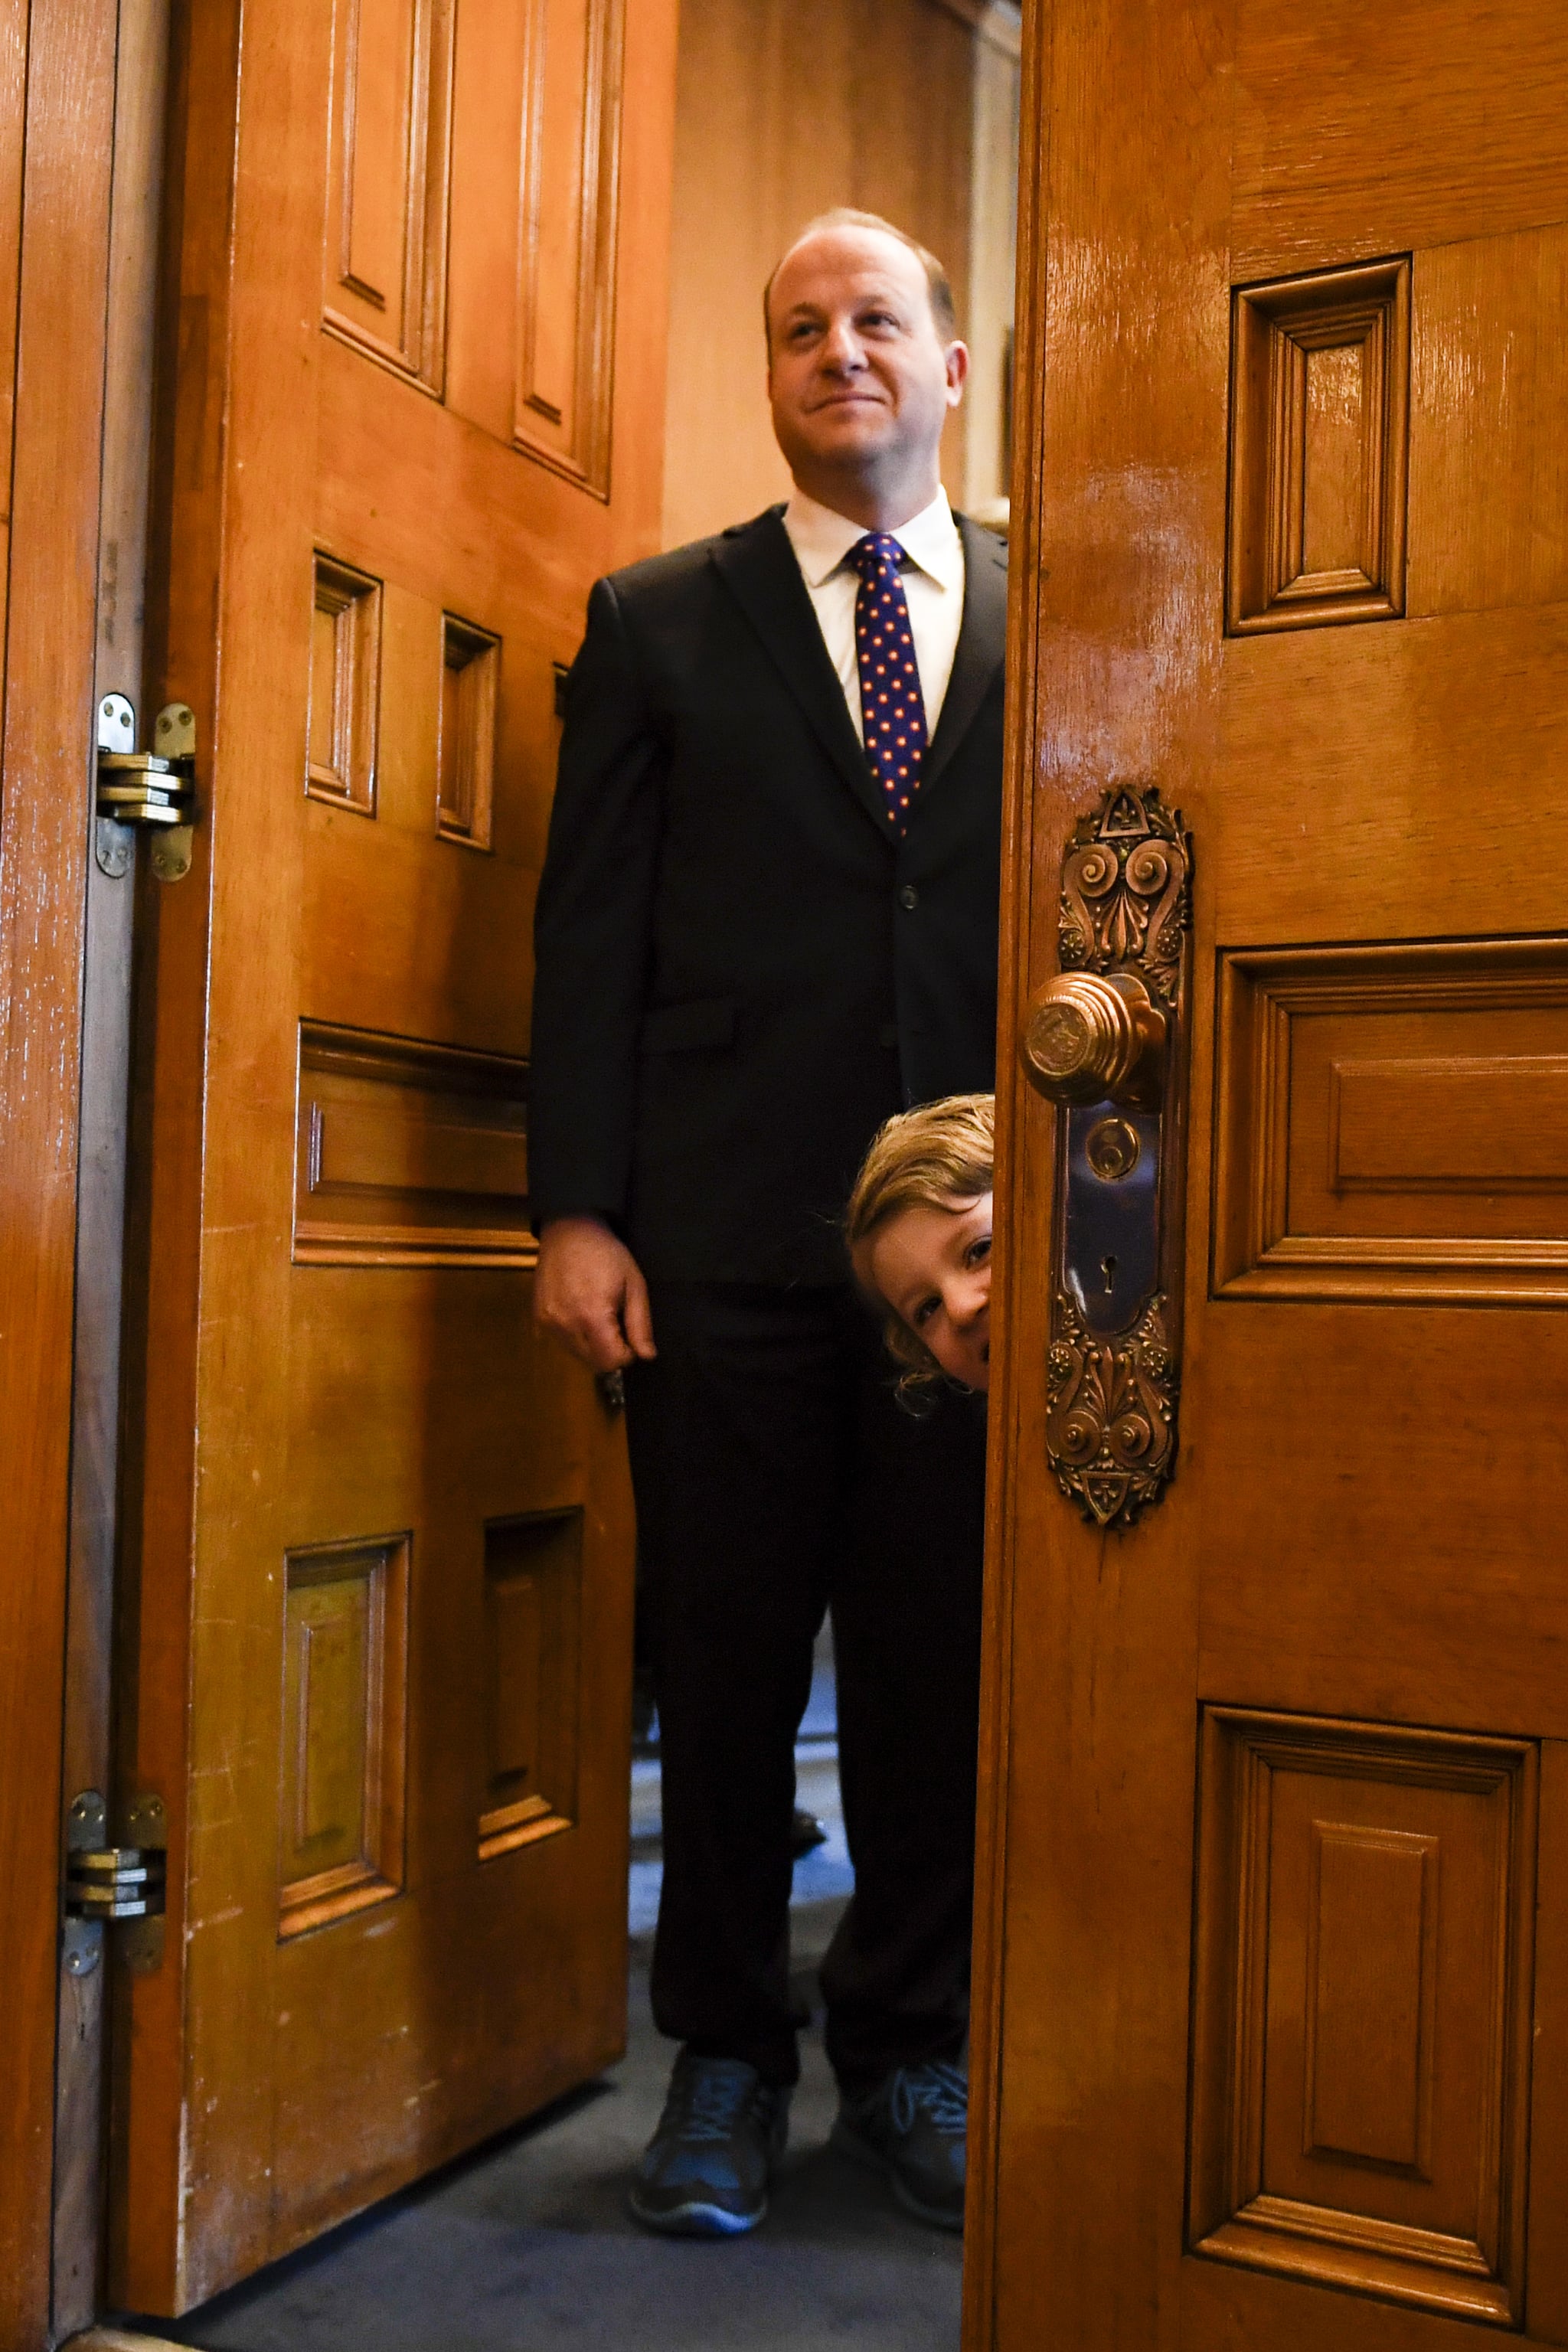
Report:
944,340,971,407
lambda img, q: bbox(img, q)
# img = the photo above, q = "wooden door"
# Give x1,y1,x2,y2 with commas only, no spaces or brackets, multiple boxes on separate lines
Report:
113,0,677,2313
971,5,1568,2348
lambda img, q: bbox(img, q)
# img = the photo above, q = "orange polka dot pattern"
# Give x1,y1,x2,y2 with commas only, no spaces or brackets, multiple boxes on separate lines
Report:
850,533,926,838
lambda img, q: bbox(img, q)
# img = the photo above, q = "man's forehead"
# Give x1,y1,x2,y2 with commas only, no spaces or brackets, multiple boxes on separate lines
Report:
773,231,926,313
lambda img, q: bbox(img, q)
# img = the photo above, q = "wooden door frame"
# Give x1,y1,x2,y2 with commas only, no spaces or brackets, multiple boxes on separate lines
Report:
961,0,1045,2341
0,0,122,2342
51,0,172,2333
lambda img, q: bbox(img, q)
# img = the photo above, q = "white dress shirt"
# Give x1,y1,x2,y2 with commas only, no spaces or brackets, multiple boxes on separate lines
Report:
780,488,966,746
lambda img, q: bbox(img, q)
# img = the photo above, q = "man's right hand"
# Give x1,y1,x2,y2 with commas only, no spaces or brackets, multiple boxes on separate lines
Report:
534,1215,657,1375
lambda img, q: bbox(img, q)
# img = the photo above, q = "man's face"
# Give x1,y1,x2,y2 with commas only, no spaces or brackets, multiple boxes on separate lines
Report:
766,227,967,491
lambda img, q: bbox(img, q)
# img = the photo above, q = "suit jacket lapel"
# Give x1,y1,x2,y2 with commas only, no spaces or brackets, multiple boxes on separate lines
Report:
711,505,1008,835
921,514,1009,796
710,508,896,840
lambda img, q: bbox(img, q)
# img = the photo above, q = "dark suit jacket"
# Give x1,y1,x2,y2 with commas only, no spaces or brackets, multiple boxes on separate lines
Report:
530,504,1008,1284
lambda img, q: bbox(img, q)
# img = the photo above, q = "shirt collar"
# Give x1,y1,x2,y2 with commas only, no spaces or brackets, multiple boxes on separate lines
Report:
782,487,962,593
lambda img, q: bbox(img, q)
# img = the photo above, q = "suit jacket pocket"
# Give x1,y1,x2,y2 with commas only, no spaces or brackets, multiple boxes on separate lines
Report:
639,996,739,1054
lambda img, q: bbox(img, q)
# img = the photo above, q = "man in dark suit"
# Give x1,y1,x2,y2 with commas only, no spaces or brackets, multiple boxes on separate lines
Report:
531,209,1005,2238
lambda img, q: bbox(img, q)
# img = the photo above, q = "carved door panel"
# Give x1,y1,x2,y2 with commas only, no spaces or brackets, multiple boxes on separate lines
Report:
113,0,677,2312
972,5,1568,2350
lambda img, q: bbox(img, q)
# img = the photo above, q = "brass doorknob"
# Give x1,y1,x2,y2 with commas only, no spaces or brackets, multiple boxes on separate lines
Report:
1019,971,1166,1107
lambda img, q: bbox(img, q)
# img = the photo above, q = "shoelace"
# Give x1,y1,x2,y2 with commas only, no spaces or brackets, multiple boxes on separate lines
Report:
887,2060,968,2137
675,2066,758,2146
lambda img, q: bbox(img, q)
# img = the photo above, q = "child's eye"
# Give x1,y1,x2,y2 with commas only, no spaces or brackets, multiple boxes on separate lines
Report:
911,1293,939,1329
966,1236,992,1267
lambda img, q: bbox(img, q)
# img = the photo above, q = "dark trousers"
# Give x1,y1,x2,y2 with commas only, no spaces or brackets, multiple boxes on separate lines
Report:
624,1281,987,2093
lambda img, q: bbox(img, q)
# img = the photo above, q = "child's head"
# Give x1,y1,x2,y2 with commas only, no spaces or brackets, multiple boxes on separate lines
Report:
845,1093,995,1397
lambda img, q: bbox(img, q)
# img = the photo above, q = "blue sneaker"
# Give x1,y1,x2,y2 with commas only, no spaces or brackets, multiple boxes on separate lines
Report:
831,2056,967,2231
629,2052,790,2237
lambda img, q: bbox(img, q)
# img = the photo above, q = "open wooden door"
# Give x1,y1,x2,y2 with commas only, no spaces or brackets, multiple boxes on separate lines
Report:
113,0,677,2313
972,5,1568,2348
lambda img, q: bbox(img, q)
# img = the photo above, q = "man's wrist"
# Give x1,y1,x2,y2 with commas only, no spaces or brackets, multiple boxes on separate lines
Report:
537,1210,620,1241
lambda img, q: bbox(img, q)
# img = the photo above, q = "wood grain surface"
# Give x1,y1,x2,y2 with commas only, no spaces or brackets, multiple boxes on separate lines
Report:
112,0,675,2311
0,1,118,2342
969,2,1568,2348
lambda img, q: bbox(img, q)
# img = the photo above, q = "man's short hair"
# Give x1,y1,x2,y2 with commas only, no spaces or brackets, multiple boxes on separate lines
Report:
763,208,959,348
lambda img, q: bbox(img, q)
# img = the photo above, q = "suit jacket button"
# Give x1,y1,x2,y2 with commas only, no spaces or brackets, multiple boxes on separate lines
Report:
879,1023,899,1049
897,884,919,910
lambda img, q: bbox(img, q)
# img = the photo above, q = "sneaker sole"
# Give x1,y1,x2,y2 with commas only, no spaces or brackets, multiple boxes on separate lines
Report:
628,2187,769,2238
829,2115,965,2234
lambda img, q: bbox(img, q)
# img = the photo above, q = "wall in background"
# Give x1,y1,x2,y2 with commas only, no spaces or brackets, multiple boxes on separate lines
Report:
965,2,1021,521
662,0,1018,548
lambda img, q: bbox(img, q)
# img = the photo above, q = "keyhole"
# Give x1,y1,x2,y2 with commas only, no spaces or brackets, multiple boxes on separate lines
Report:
1101,1254,1117,1295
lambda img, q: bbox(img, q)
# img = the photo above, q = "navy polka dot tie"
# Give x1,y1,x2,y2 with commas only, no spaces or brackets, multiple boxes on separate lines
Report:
850,533,926,836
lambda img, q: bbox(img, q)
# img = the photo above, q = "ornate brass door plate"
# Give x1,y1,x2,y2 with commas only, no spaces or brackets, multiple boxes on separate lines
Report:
1020,784,1191,1528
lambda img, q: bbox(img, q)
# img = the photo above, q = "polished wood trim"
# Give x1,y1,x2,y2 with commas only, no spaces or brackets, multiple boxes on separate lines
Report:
305,552,382,814
1226,258,1410,635
276,1533,410,1939
322,0,455,394
53,0,173,2328
961,0,1048,2342
1211,936,1568,1305
1526,1742,1568,2341
0,0,119,2341
512,0,626,496
292,1021,534,1269
1188,1709,1536,2328
435,612,498,850
113,0,296,2305
969,0,1234,2341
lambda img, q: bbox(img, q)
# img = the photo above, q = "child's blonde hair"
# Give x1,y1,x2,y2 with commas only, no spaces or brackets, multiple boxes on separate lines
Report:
844,1093,995,1398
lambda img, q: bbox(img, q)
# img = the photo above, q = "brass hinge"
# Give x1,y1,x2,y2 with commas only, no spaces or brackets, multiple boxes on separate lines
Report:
95,694,198,882
62,1790,168,1977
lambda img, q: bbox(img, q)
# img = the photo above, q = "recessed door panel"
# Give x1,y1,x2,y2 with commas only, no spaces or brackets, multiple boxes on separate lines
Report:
1188,1710,1537,2327
1213,939,1568,1302
279,1535,410,1937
